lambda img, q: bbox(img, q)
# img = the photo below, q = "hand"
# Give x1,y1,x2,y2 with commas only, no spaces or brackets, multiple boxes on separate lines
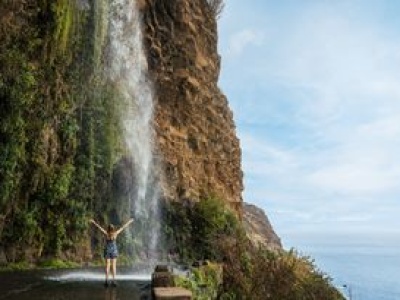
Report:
89,219,95,224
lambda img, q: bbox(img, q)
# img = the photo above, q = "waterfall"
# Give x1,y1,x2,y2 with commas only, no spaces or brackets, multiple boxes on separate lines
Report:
105,0,161,261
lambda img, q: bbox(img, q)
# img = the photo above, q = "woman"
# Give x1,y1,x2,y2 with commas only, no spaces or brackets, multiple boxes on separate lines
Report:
90,218,134,287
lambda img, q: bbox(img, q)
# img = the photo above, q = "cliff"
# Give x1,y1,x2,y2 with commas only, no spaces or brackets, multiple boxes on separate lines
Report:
140,0,243,212
243,203,282,250
0,0,280,263
0,2,345,299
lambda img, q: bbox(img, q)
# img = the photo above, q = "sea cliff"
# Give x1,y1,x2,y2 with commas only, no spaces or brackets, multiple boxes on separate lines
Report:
0,0,280,263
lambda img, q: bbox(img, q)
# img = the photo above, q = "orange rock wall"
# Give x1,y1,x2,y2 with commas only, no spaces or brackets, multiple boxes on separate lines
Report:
141,0,243,212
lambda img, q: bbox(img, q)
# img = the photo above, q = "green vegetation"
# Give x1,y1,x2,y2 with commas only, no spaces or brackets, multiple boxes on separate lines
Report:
0,258,78,271
163,198,345,300
218,238,345,300
0,2,344,298
0,0,123,264
162,197,239,262
174,263,222,300
0,261,33,272
38,258,79,269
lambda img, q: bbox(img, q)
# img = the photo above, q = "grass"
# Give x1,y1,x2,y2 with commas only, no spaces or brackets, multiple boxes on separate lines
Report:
38,258,79,269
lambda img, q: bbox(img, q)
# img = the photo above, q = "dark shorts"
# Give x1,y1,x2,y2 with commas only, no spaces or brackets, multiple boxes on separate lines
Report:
104,240,118,259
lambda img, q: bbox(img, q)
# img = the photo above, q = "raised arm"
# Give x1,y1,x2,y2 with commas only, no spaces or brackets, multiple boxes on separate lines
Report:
115,218,134,235
90,219,107,235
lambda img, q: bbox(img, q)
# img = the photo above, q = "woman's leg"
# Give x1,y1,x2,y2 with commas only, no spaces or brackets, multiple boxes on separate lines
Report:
105,258,111,284
111,258,117,284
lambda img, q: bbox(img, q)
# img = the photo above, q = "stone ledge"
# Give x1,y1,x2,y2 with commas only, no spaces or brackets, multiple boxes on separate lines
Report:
153,287,192,300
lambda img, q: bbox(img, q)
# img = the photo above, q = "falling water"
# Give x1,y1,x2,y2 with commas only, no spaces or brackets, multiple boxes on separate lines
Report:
105,0,161,260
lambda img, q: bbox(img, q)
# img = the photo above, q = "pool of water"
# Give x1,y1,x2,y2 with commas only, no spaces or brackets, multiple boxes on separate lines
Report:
0,267,152,300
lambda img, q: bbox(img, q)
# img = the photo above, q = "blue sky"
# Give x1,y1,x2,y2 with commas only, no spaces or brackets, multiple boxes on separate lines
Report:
217,0,400,247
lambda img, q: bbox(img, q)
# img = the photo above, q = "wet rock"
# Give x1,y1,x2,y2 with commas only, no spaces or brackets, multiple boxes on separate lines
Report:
151,265,174,289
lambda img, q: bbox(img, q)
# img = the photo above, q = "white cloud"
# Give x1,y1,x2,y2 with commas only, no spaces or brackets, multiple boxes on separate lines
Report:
219,1,400,240
307,163,398,195
305,118,400,196
227,29,265,57
240,133,297,173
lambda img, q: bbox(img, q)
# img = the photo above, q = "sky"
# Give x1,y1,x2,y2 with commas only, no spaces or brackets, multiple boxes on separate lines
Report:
217,0,400,247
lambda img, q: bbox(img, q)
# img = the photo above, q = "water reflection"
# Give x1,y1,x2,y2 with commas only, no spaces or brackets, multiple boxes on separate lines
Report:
0,269,152,300
47,271,151,282
104,288,117,300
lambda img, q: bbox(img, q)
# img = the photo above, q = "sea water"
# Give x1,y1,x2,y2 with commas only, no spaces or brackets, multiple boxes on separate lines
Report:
286,233,400,300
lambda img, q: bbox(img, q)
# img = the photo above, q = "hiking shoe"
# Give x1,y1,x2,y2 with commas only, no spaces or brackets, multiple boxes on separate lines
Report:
111,281,117,287
104,281,109,287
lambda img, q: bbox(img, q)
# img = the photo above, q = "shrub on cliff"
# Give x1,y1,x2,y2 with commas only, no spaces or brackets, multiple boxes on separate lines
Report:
191,197,239,260
163,198,344,300
174,262,222,300
216,231,345,300
162,197,239,262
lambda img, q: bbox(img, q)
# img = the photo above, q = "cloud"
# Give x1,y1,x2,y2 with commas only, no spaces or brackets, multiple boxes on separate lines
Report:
240,133,297,173
218,1,400,239
226,29,265,57
305,121,400,196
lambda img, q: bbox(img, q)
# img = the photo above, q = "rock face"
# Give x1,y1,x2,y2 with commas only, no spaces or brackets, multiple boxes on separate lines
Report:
243,203,282,250
0,0,279,262
140,0,243,213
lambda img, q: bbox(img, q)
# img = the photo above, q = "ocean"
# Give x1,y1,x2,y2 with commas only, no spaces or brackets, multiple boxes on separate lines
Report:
286,234,400,300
